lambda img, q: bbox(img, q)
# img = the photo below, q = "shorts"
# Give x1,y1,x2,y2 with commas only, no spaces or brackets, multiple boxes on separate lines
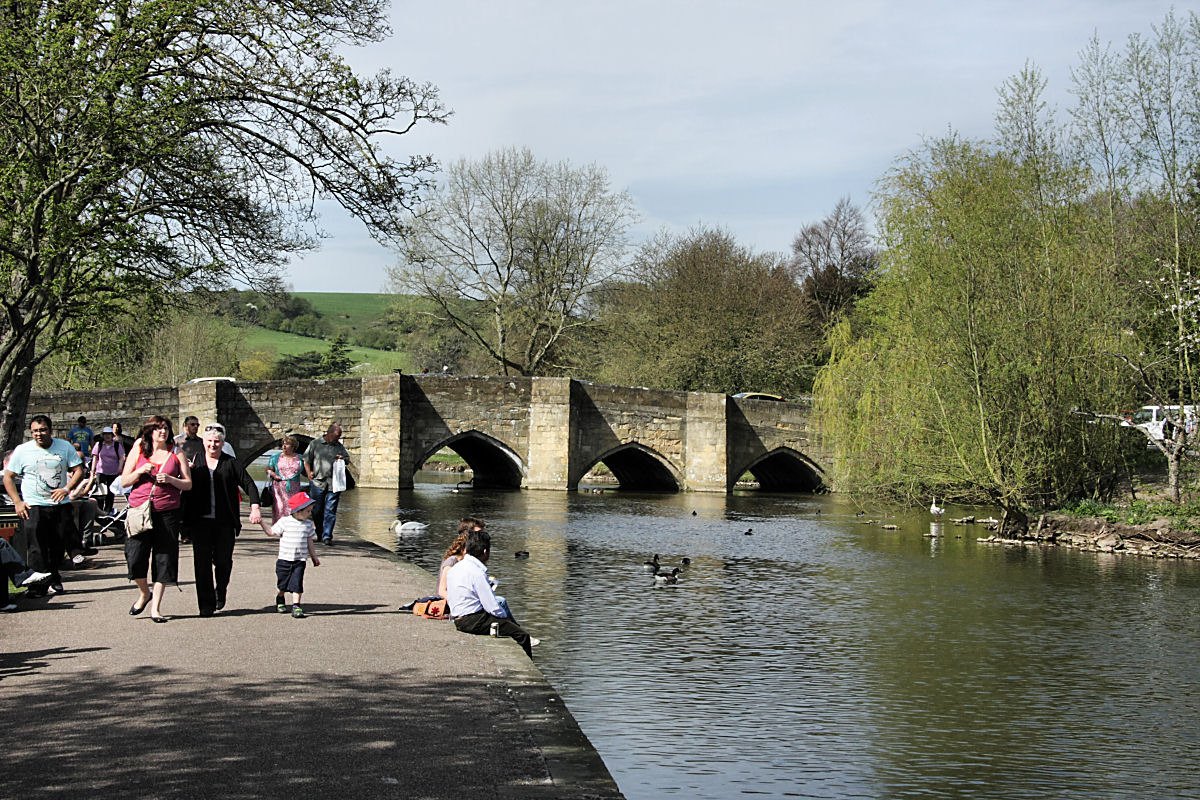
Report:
275,559,307,594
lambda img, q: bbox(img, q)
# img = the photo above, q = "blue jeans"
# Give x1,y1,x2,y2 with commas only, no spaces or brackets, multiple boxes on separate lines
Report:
309,484,341,542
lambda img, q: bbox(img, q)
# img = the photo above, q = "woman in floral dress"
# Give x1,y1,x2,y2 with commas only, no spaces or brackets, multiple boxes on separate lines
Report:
265,435,305,523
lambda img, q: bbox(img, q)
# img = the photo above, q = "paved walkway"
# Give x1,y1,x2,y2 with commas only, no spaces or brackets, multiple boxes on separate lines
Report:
1,519,623,799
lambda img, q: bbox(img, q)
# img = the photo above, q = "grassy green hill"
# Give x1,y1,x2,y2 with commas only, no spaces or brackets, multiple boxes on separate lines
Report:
294,292,394,336
238,326,409,373
237,293,413,376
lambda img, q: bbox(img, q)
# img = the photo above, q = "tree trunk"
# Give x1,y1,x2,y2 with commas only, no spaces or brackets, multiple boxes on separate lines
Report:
1167,442,1182,504
0,339,37,455
999,506,1029,538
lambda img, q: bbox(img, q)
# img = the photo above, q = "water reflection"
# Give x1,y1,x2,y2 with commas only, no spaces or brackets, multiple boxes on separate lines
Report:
307,473,1200,800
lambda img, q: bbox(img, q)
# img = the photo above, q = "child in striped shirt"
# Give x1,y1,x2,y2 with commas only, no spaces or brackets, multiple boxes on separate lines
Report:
260,491,320,618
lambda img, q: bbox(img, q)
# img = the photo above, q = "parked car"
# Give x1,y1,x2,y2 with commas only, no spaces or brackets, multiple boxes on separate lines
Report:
732,392,786,402
1122,404,1197,441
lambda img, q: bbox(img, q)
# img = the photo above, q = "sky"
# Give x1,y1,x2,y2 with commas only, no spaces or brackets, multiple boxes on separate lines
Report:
285,1,1186,292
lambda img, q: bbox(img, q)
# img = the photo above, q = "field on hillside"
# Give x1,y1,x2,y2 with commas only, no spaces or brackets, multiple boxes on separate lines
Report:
238,322,411,374
294,292,394,334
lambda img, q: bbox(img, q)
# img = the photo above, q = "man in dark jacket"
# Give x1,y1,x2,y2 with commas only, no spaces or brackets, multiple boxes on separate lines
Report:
183,425,261,616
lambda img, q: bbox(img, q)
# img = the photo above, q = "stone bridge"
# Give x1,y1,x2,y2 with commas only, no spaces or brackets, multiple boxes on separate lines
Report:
27,376,829,493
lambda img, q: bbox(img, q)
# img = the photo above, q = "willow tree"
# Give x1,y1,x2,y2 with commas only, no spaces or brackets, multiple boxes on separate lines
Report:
816,132,1131,533
0,0,445,449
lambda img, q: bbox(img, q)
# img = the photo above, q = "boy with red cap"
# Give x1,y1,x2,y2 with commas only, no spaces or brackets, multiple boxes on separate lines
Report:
260,491,320,618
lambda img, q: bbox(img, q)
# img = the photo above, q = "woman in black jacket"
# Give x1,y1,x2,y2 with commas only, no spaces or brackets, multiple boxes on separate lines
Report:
184,424,262,616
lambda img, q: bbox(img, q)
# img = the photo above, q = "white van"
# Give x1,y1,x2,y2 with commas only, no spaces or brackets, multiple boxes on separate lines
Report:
1123,405,1197,441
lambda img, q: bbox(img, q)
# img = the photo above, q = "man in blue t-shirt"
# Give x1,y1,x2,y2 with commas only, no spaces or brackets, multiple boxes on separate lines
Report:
3,414,84,594
66,416,94,455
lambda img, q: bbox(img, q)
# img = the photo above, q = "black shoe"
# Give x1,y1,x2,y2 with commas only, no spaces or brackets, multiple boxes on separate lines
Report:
130,597,150,616
79,546,99,556
151,615,168,623
198,608,215,618
321,538,333,546
49,583,65,595
215,595,226,611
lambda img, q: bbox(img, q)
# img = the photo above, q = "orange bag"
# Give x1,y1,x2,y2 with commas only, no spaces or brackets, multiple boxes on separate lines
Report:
413,598,449,619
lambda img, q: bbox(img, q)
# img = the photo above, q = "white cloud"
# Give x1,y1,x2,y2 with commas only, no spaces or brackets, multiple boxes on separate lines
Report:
285,0,1184,291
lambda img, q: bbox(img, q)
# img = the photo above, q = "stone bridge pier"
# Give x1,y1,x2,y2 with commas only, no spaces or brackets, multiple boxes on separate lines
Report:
27,375,829,493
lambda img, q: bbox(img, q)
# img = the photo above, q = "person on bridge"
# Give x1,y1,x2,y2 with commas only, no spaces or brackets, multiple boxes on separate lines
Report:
3,414,84,596
174,416,204,467
183,425,262,617
265,435,305,523
445,528,535,659
90,427,126,513
304,423,350,545
66,415,94,455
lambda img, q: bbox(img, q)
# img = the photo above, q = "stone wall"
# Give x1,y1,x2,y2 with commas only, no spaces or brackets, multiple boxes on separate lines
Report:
27,385,181,441
26,377,829,492
569,382,689,486
220,378,364,461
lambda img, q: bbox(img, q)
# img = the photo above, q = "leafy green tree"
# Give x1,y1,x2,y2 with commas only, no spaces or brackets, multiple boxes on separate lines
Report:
0,0,445,449
273,351,326,380
1069,10,1200,500
319,333,355,377
816,134,1131,532
596,227,817,395
393,147,638,376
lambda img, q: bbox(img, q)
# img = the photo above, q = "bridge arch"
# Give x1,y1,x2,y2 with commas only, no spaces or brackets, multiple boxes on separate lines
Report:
579,442,682,492
419,430,525,490
240,433,316,466
733,446,825,492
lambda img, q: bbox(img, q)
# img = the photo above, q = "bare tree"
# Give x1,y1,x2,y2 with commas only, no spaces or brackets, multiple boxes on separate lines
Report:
393,147,637,376
789,198,878,328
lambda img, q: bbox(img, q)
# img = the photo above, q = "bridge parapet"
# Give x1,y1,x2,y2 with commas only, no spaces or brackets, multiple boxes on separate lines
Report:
26,377,828,492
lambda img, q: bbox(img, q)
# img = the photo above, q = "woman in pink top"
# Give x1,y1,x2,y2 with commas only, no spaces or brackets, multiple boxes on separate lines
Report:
120,415,192,622
90,427,125,513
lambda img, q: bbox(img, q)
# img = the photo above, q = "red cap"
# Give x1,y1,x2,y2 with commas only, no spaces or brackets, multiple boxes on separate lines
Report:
288,492,316,513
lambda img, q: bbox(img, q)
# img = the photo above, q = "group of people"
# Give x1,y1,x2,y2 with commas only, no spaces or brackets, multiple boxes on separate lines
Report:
429,517,539,658
5,413,539,658
2,415,351,621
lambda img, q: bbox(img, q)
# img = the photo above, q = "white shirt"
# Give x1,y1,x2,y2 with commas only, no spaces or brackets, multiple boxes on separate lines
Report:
271,515,315,561
445,554,506,618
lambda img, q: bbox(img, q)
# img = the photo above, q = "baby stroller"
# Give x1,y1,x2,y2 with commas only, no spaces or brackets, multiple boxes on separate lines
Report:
89,478,131,545
91,505,127,545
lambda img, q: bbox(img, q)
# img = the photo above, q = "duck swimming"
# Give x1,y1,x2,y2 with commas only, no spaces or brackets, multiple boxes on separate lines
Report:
642,554,660,572
653,567,681,585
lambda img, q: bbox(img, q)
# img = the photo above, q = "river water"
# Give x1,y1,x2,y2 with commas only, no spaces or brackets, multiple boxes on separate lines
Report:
273,470,1200,799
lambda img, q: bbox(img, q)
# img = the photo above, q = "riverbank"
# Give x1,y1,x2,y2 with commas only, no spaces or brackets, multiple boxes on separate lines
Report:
975,512,1200,559
0,521,624,799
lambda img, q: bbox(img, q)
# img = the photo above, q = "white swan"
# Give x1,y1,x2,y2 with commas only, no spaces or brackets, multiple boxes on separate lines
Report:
392,520,429,534
929,497,944,518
